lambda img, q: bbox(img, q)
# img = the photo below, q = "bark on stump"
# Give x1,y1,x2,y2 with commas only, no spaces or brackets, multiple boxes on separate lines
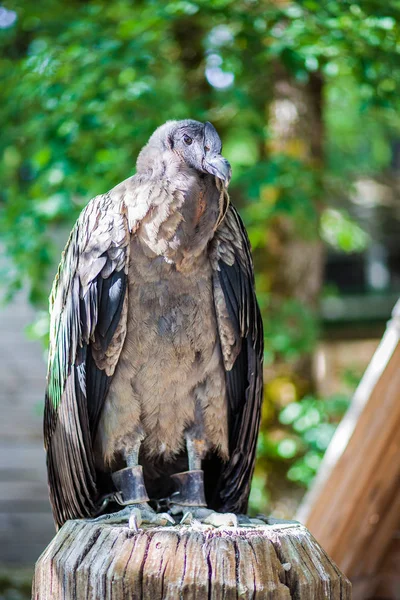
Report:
33,518,351,599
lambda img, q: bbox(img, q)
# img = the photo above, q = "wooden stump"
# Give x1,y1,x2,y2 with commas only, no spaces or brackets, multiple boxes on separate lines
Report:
33,518,351,599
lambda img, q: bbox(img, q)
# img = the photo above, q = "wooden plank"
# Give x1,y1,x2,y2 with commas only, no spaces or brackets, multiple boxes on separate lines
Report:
350,491,400,579
297,300,400,596
333,423,400,576
372,532,400,600
300,344,400,556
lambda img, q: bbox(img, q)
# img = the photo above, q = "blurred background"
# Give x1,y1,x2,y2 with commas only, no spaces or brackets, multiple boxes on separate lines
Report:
1,0,400,596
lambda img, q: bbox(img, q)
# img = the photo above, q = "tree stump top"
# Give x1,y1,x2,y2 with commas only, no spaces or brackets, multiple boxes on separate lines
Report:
33,518,351,599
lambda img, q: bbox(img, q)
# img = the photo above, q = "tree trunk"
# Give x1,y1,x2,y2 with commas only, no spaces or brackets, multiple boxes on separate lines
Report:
265,66,326,390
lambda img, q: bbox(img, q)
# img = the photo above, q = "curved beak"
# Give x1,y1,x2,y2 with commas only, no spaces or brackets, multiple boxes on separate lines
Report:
203,121,232,186
204,154,232,186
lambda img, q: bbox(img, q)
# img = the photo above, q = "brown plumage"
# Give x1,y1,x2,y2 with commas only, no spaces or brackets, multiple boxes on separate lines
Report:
44,120,263,529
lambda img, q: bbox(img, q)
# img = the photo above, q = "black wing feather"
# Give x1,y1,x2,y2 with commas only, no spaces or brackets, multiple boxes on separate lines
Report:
44,194,129,528
207,204,263,514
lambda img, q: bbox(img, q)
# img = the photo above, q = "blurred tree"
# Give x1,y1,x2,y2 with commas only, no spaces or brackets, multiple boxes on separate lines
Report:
1,0,400,513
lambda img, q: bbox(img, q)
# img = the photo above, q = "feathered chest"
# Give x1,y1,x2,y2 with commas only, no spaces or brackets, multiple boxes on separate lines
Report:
128,225,217,343
129,262,216,353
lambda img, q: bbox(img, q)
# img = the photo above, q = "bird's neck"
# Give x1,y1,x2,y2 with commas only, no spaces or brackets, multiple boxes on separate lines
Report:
129,164,222,272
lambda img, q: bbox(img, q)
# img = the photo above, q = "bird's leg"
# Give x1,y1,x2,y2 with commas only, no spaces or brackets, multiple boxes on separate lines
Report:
89,436,174,530
186,436,204,471
169,433,238,527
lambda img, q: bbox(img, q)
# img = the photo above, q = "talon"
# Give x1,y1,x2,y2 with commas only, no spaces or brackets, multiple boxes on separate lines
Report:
129,508,142,531
157,512,175,526
203,512,238,528
171,505,239,528
180,511,193,525
129,514,139,532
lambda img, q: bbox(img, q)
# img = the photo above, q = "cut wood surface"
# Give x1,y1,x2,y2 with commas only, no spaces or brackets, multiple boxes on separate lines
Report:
32,518,351,599
297,300,400,599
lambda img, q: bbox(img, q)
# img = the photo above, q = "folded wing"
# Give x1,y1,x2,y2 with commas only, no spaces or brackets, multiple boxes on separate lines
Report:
44,192,130,528
207,203,264,514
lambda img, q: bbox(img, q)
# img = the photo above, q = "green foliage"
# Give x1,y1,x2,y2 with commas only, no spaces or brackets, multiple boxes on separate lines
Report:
2,0,400,308
325,73,400,177
320,208,369,252
248,390,351,514
239,156,320,243
263,298,319,365
277,393,350,486
0,0,191,303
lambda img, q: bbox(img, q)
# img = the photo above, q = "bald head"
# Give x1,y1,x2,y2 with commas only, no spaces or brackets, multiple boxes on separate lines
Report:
136,120,231,185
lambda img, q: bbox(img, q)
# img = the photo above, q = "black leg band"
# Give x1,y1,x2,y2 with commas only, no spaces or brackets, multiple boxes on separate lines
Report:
111,465,149,505
170,469,207,507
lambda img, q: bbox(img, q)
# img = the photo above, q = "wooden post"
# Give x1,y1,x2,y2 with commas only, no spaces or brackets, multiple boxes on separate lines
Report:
33,518,351,599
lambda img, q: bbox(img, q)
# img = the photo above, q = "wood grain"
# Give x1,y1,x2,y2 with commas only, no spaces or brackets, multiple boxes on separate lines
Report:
297,300,400,599
33,519,351,599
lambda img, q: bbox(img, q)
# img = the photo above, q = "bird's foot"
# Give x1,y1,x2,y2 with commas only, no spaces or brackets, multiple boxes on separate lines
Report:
236,514,270,527
169,506,268,528
171,505,238,528
87,502,175,531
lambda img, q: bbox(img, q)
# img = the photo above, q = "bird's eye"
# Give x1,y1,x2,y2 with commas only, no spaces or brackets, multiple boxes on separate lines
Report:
183,135,193,145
